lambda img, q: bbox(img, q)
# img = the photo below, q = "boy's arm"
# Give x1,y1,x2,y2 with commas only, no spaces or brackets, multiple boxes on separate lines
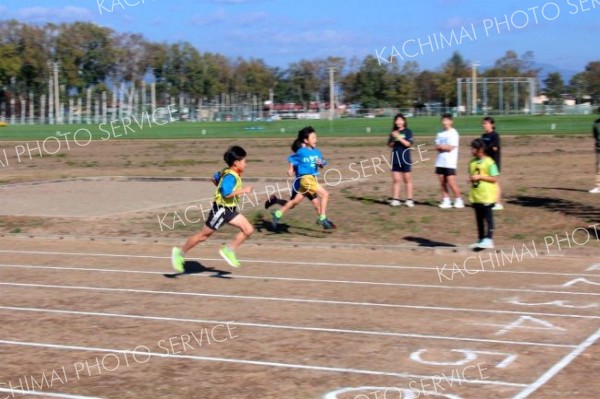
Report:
477,175,498,183
435,132,456,152
387,133,395,148
394,132,412,148
227,186,253,197
471,162,499,183
436,144,455,152
287,154,298,176
211,171,222,186
219,174,253,198
490,133,500,152
317,149,328,168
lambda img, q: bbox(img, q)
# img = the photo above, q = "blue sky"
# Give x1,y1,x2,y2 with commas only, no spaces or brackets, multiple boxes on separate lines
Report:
0,0,598,76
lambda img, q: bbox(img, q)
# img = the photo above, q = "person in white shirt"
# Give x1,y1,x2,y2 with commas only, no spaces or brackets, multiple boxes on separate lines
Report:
435,113,464,209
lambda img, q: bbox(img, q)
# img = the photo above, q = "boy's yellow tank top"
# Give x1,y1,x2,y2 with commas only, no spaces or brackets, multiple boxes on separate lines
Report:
214,169,242,207
468,157,498,204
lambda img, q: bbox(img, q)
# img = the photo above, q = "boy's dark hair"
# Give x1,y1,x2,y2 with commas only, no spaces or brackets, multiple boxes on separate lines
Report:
471,138,486,150
296,126,315,143
482,116,495,126
441,113,453,120
298,126,315,136
291,138,303,152
391,113,408,130
223,145,246,167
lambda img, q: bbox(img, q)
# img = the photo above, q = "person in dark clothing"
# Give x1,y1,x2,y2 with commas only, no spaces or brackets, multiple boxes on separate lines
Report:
481,117,503,209
591,114,600,194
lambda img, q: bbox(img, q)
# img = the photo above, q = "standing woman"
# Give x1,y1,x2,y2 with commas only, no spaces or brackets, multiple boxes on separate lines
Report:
481,116,503,209
591,112,600,194
388,113,414,207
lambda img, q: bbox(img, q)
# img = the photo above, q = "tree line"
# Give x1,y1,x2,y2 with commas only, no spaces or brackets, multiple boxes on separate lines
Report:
0,20,599,111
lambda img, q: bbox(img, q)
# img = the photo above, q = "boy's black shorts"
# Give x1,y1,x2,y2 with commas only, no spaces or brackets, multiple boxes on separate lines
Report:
435,167,456,176
205,203,239,230
290,190,316,201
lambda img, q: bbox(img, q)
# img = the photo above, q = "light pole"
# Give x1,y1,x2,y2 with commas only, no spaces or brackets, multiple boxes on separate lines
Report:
471,62,479,115
328,67,335,120
53,62,60,123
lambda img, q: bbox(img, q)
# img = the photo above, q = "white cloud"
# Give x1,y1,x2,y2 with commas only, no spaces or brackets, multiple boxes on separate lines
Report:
190,9,267,27
220,26,368,62
190,9,227,26
13,6,94,22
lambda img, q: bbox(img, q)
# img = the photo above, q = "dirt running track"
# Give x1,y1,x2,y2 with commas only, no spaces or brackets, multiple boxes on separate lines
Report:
0,237,597,399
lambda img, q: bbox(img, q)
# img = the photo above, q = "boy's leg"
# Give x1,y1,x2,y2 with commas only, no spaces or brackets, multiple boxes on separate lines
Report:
181,226,215,253
475,204,485,240
314,186,334,228
446,175,462,199
271,194,304,230
172,225,215,272
438,174,449,198
265,195,288,209
469,204,485,249
219,214,254,268
497,182,503,204
278,193,304,215
493,181,504,210
403,172,413,200
316,186,329,217
310,197,321,216
392,172,402,199
477,204,495,249
484,204,495,239
227,214,254,251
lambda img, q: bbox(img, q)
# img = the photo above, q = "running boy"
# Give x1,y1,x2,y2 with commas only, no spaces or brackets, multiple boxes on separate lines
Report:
435,113,464,209
265,135,322,218
171,146,254,271
271,127,334,230
481,116,503,210
468,138,499,249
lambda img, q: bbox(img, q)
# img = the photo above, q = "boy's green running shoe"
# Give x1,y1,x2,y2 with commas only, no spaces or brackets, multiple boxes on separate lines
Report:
271,210,282,231
171,247,185,273
219,246,241,268
317,217,335,230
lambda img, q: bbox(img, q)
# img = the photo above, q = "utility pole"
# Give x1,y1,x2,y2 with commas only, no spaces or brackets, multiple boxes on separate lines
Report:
48,61,54,124
53,62,61,124
472,62,479,115
328,67,335,120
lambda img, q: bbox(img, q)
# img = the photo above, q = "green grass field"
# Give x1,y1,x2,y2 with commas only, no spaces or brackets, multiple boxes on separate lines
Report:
0,114,595,141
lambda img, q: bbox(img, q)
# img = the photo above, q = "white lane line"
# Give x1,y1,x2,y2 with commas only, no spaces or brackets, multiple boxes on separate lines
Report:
0,305,575,349
0,339,527,388
1,281,598,319
0,249,596,278
511,327,600,399
0,388,102,399
1,263,599,297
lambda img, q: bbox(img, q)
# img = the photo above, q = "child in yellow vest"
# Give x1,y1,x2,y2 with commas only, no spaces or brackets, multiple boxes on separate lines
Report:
171,146,254,270
468,139,499,249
